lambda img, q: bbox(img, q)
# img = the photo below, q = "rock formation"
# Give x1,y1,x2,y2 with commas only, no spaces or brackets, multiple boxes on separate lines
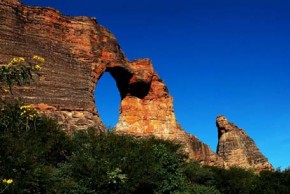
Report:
0,0,272,170
216,115,273,170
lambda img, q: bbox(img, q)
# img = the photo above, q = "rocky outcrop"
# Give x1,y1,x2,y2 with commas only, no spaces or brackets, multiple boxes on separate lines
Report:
216,115,273,171
0,0,223,165
0,0,272,170
187,134,225,167
0,0,126,133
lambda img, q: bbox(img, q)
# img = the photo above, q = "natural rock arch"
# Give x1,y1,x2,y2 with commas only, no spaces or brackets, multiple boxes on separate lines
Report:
96,58,182,138
0,0,212,162
0,0,182,137
0,0,273,170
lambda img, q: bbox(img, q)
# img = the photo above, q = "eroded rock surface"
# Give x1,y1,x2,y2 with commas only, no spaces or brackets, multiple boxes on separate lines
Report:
0,0,272,170
216,115,273,171
0,0,127,133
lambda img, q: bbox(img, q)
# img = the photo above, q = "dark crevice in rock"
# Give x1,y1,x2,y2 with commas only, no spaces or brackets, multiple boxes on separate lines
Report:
107,66,132,99
128,82,150,99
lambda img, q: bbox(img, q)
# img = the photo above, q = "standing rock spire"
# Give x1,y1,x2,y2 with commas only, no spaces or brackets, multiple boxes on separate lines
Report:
216,115,273,171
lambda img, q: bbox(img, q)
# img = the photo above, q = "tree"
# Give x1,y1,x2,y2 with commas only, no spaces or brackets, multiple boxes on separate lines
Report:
211,166,258,194
48,130,191,193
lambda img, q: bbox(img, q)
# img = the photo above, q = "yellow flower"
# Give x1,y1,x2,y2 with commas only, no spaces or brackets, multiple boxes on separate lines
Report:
20,105,30,115
32,55,45,63
19,105,39,119
2,179,13,184
8,57,25,66
3,89,9,93
20,105,31,110
29,114,35,120
34,64,42,70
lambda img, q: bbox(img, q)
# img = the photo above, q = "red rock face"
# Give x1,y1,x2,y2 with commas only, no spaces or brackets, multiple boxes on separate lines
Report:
0,0,272,170
216,115,273,171
0,0,126,133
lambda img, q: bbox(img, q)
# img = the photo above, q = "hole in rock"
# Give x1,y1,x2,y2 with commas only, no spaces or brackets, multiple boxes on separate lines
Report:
129,82,150,99
95,72,120,130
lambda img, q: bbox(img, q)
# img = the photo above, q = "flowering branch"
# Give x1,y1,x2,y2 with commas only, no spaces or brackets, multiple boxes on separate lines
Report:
0,55,44,93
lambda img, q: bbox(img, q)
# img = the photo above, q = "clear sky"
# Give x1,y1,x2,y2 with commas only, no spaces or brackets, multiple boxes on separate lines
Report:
22,0,290,169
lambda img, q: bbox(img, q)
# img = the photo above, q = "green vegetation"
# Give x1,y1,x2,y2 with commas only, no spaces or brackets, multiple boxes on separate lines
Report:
0,56,43,93
0,102,290,193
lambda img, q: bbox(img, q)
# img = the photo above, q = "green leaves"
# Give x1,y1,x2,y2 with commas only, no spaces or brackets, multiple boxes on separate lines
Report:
0,56,43,93
0,101,40,132
0,103,290,193
52,131,189,194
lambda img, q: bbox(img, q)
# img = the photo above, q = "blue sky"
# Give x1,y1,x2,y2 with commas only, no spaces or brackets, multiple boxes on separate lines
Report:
22,0,290,169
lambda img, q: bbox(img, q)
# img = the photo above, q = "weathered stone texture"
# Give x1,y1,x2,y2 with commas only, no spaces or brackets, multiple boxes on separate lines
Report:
216,115,273,171
0,0,272,170
187,134,225,167
0,0,126,132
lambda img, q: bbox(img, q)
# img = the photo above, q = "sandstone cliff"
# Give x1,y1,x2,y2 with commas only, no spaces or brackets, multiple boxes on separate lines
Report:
216,115,273,170
0,0,272,170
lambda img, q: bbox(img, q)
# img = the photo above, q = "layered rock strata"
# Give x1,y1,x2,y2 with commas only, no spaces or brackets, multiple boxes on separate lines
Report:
216,115,273,171
0,0,223,166
0,0,273,170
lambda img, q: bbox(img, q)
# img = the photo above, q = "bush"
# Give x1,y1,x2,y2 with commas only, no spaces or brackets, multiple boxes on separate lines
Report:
183,162,216,186
49,129,190,194
1,101,290,193
0,56,43,93
0,101,191,193
210,166,258,194
253,168,290,194
192,184,221,194
0,102,72,193
0,100,40,132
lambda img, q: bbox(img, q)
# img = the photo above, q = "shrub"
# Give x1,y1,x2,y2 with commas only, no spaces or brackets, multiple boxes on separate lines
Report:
183,162,216,186
0,56,43,93
0,102,72,193
48,130,190,194
191,184,221,194
254,168,290,194
210,166,258,194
